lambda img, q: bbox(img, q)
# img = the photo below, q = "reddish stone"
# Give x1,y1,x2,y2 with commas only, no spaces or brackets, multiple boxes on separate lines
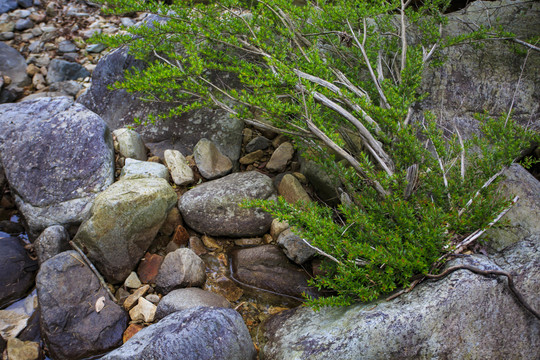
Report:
172,225,189,246
137,253,164,284
123,323,144,343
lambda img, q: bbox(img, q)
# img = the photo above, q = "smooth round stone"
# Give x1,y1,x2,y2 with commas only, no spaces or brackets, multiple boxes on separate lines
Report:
14,19,33,31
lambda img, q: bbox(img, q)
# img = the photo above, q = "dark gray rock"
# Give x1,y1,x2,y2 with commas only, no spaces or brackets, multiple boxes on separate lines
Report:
46,59,90,84
230,245,319,300
155,288,231,320
0,0,18,14
101,307,256,360
17,0,33,8
263,235,540,359
0,42,30,103
0,333,5,353
77,47,243,159
0,97,114,238
277,228,316,265
14,18,33,31
57,40,77,54
49,80,83,97
155,248,206,294
299,157,340,206
246,136,271,153
37,251,128,360
34,225,70,265
0,237,37,308
178,171,275,237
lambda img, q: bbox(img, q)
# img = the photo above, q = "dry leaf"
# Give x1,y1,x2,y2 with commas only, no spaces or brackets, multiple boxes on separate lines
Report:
95,296,105,313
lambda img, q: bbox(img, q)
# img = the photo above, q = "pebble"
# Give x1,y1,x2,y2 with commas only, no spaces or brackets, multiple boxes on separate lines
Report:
164,149,194,186
123,323,144,343
86,43,106,53
136,253,164,284
246,136,271,153
6,338,40,360
145,294,160,304
266,142,294,172
123,284,150,311
57,40,77,53
129,297,157,323
14,18,33,31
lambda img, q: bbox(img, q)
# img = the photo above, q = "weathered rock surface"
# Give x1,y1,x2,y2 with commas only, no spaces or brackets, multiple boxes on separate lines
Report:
278,173,310,204
37,251,127,360
101,307,256,360
73,177,177,284
155,248,206,294
46,59,90,84
112,128,147,161
178,171,275,237
246,136,271,153
77,47,243,160
231,245,319,300
0,237,37,308
262,235,540,360
0,42,30,103
277,229,316,265
119,158,169,180
193,138,233,180
6,338,40,360
266,142,294,172
128,297,156,323
0,97,114,238
299,157,340,206
155,288,231,320
164,149,194,185
34,225,70,265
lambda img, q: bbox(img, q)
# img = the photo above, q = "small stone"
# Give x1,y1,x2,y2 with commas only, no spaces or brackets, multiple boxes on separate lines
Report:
120,17,135,27
31,72,44,88
164,149,194,186
119,158,169,180
278,173,311,203
86,43,106,53
34,225,70,265
155,248,206,294
246,136,272,153
6,338,40,360
193,138,232,180
266,142,294,172
14,18,33,31
145,294,160,304
159,208,183,236
123,284,150,311
18,9,31,17
272,134,289,148
137,253,164,284
26,64,39,77
122,323,144,343
270,218,290,240
263,234,273,244
28,13,45,23
115,287,130,305
113,128,147,161
242,128,254,145
188,236,207,256
62,53,79,62
0,32,14,41
277,228,316,265
129,297,157,323
17,0,34,8
293,172,307,184
31,27,42,36
172,225,189,247
201,235,222,251
0,22,14,33
46,59,90,83
124,272,142,289
239,150,264,165
147,156,161,163
45,2,56,17
155,288,231,320
234,237,263,246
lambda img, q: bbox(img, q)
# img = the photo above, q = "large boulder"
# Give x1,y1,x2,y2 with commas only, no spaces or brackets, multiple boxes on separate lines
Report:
101,307,256,360
0,237,37,308
77,46,244,160
178,171,275,237
262,235,540,359
0,97,114,238
0,43,30,103
73,177,177,284
37,251,128,360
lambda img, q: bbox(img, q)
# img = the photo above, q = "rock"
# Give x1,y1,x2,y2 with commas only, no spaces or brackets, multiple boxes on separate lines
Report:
49,80,82,97
178,171,276,237
211,275,244,302
124,272,142,289
277,228,316,265
155,248,206,294
193,138,233,180
278,173,311,203
0,0,17,14
188,236,207,256
171,225,189,247
101,307,256,360
87,43,106,53
155,288,231,320
486,164,540,251
234,237,263,246
239,150,264,165
112,128,147,161
0,309,28,339
57,40,77,54
17,308,41,343
34,225,70,265
14,18,33,31
0,97,114,238
246,136,271,153
136,253,164,284
164,149,194,185
123,285,150,311
37,251,128,360
77,47,243,160
0,220,24,235
129,297,156,323
262,235,540,360
159,207,183,236
300,157,340,206
230,245,318,300
270,218,289,240
266,142,294,172
201,235,222,251
145,294,160,304
16,0,32,8
46,59,90,84
122,323,143,343
119,158,169,180
6,338,40,360
0,43,30,103
0,237,37,308
73,177,177,284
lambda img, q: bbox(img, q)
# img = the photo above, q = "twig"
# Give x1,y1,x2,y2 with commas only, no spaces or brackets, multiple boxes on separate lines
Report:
69,241,117,303
458,167,507,216
505,46,531,127
301,238,343,265
455,125,465,181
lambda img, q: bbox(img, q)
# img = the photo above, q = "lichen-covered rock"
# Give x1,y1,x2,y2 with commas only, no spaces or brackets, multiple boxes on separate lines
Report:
178,171,275,237
119,158,169,181
73,177,177,284
0,97,114,238
101,307,256,360
34,225,70,265
112,128,147,161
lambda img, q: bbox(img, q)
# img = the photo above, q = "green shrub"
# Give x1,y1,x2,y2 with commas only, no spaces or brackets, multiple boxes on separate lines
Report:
93,0,538,308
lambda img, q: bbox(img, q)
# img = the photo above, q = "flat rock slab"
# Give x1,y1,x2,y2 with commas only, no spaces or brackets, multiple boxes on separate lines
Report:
0,97,114,238
77,47,243,160
37,251,127,360
101,307,256,360
178,171,275,237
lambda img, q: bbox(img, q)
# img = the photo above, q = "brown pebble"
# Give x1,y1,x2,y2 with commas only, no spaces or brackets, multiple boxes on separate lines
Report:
137,253,164,284
123,323,144,343
171,225,189,247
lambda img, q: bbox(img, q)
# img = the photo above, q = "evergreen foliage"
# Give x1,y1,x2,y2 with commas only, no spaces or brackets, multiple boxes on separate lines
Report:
92,0,538,308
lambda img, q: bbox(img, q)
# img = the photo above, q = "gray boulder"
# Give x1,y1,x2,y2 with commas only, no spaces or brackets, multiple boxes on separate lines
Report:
101,307,256,360
0,237,37,308
34,225,70,265
37,251,127,360
155,248,206,295
0,97,114,238
0,42,30,103
262,235,540,360
77,47,243,160
155,288,231,320
46,59,90,84
178,171,275,237
73,177,177,284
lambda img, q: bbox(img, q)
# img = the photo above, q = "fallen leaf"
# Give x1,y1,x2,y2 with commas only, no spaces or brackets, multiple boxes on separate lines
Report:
95,296,105,313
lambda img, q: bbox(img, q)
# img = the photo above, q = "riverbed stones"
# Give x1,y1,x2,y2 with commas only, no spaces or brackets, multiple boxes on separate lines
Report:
266,142,294,172
193,138,233,180
73,177,177,284
155,248,206,294
36,251,127,360
77,46,243,160
34,225,70,265
101,307,256,360
0,237,37,308
112,128,147,161
0,97,114,238
164,149,194,185
155,288,231,320
178,171,275,237
119,158,169,180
